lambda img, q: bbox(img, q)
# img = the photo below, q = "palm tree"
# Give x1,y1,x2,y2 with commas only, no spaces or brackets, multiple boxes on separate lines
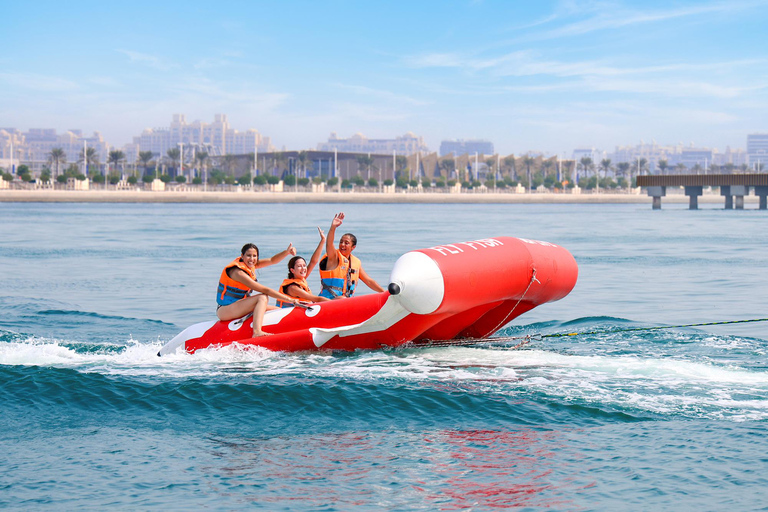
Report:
223,154,238,177
297,151,312,179
675,162,687,174
356,155,376,182
579,157,593,190
439,158,455,180
616,162,630,188
138,151,154,178
485,158,497,188
657,159,668,175
541,159,555,186
503,156,516,181
108,150,126,180
48,148,67,181
166,148,180,177
272,151,287,176
77,147,100,177
598,158,612,193
396,155,408,181
523,156,535,192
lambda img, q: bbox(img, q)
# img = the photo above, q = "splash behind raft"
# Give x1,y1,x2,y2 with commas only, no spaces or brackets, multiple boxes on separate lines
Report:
158,236,578,355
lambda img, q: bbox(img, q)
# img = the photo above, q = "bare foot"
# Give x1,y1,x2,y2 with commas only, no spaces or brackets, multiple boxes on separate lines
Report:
252,330,273,337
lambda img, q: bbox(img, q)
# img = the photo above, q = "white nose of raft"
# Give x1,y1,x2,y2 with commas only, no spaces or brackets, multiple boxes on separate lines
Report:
158,236,578,355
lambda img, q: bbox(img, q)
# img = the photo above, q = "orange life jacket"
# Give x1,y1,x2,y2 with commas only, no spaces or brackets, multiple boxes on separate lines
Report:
276,278,312,308
216,257,256,306
319,250,361,298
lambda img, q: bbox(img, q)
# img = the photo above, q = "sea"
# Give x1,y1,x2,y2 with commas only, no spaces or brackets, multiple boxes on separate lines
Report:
1,201,767,511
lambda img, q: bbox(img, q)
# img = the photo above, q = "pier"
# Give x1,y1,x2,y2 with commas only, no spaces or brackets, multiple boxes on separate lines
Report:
636,174,768,210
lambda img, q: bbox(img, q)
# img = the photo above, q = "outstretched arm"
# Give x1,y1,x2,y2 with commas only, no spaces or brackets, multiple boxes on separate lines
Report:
256,243,297,268
228,268,299,305
324,212,344,271
358,266,385,293
285,284,331,303
306,227,326,276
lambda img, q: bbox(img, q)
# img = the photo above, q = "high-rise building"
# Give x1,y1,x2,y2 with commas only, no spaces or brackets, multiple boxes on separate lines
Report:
747,133,768,169
0,127,109,174
317,132,428,155
439,139,494,157
126,114,275,163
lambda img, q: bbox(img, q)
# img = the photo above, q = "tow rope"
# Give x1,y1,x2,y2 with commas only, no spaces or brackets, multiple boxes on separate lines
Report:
410,317,768,351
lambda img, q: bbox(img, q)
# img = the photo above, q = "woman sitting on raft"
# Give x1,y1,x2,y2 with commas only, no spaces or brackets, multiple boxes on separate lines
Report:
276,228,332,308
216,243,300,337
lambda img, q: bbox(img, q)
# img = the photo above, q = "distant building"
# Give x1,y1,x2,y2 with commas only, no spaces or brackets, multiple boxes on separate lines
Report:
126,114,275,163
747,133,768,169
317,132,428,155
439,139,494,157
714,146,747,167
0,127,108,174
610,142,722,173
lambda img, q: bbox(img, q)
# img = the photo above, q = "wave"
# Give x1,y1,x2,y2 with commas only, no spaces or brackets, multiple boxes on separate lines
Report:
3,321,768,424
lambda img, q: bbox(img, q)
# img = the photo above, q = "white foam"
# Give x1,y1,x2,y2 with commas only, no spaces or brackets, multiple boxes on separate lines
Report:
3,337,767,420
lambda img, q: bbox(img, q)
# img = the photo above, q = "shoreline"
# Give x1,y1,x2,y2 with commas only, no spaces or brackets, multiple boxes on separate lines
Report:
1,188,755,205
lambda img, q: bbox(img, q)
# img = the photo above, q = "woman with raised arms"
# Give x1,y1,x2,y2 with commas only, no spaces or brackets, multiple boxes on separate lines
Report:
216,242,300,337
275,227,332,307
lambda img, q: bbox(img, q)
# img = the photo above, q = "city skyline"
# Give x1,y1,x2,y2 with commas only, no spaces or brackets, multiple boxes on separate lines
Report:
2,1,767,156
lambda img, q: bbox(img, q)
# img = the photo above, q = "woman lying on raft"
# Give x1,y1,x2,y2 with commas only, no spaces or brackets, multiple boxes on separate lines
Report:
276,227,332,307
216,242,301,337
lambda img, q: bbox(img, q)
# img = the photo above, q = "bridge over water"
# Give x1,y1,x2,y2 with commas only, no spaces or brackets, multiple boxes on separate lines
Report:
636,174,768,210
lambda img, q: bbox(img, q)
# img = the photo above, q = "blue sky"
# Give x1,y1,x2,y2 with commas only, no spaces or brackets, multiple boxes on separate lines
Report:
2,0,766,155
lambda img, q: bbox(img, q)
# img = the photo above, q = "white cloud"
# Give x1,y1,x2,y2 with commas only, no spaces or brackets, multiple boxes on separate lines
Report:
522,0,764,41
117,49,172,71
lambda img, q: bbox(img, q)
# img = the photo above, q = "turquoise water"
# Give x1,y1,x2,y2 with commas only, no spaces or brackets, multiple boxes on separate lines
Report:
1,202,767,510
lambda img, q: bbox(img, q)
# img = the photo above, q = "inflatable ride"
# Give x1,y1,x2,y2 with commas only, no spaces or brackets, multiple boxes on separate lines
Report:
158,236,578,355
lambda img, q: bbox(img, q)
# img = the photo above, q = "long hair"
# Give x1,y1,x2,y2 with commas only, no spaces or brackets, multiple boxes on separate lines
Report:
287,256,305,279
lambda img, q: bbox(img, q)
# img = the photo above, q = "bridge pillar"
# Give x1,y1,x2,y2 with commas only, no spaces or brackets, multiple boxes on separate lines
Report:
684,186,703,210
647,186,666,210
724,186,747,210
755,186,768,210
721,186,734,209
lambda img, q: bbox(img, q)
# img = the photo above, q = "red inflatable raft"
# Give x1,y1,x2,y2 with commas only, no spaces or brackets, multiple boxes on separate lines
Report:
158,236,578,355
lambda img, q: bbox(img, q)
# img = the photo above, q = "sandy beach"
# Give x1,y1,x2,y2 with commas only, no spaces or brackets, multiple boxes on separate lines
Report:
0,188,756,205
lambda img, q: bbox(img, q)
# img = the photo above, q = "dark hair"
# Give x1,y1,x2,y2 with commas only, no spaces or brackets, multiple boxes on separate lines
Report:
241,243,260,262
342,233,357,247
287,256,306,279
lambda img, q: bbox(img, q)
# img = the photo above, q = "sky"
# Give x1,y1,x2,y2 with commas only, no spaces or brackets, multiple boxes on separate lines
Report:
2,0,767,156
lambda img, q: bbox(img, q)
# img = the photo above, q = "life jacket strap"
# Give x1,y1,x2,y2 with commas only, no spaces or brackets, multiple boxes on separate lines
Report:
321,282,343,298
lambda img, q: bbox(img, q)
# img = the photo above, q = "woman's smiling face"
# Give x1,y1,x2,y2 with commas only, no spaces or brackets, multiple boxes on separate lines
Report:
291,258,308,279
241,247,259,268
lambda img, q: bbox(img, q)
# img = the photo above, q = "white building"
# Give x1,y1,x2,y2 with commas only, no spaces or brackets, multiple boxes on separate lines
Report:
439,139,494,157
317,132,428,155
1,127,109,175
747,133,768,169
126,114,275,163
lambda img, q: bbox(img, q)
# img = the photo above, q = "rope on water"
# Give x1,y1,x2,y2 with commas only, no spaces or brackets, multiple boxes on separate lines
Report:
539,317,768,339
410,317,768,351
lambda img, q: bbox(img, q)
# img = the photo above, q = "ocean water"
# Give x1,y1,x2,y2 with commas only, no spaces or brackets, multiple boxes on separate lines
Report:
1,201,767,510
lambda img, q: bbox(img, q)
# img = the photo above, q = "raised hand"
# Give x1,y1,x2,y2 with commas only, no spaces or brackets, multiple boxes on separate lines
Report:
331,212,345,229
287,243,297,256
317,226,326,240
